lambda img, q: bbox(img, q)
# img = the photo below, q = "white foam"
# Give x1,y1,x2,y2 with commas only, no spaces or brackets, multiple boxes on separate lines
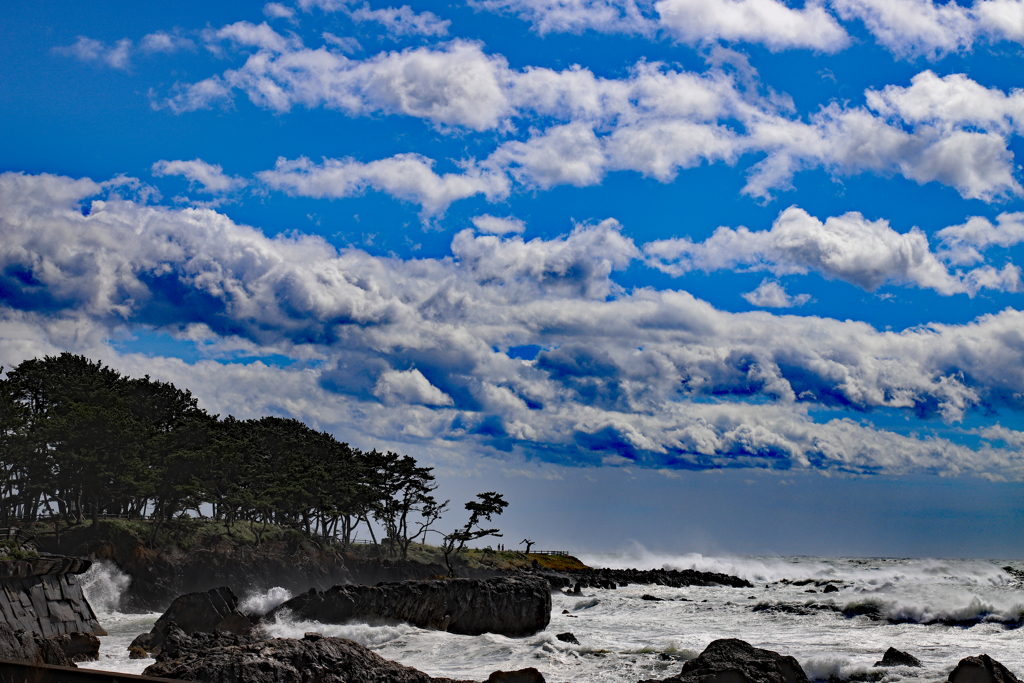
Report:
239,586,292,616
80,560,132,615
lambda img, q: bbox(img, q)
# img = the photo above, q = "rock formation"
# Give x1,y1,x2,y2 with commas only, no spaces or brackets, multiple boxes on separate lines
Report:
0,623,74,667
268,576,551,637
144,632,473,683
639,638,810,683
948,655,1022,683
130,586,253,655
875,648,922,667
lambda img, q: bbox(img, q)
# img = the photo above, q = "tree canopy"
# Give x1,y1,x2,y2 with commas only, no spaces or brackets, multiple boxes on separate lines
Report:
0,353,504,558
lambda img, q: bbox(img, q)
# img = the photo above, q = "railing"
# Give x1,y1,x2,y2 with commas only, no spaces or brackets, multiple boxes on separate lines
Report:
527,550,568,556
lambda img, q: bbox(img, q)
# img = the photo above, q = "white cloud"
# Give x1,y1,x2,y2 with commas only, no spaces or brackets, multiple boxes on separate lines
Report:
742,279,811,307
349,4,451,37
263,2,297,20
139,31,195,54
374,369,454,406
831,0,975,59
151,159,249,194
468,0,658,35
55,36,133,70
323,32,362,52
472,215,526,234
257,154,510,219
164,29,1024,203
6,171,1024,476
936,212,1024,265
656,0,850,52
644,206,1022,296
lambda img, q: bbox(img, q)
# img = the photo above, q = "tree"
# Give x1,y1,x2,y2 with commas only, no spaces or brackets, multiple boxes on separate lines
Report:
439,492,508,577
362,450,448,558
521,539,535,553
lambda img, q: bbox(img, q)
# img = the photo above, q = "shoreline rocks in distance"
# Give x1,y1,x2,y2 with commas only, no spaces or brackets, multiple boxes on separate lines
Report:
267,575,551,637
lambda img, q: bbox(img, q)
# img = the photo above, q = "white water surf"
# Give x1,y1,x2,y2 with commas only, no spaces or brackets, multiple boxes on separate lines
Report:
76,555,1024,683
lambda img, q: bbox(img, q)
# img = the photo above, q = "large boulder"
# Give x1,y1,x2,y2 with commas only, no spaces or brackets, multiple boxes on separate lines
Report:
948,655,1022,683
0,623,74,667
640,638,809,683
144,632,472,683
875,648,922,668
268,576,551,637
130,586,253,655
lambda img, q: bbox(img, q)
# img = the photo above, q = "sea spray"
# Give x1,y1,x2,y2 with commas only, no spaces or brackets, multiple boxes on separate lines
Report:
239,586,292,616
80,560,132,615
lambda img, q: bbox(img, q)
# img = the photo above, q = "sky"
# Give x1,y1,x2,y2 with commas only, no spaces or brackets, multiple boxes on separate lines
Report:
2,0,1024,558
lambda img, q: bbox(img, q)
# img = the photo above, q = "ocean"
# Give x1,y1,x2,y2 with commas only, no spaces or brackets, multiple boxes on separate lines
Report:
77,553,1024,683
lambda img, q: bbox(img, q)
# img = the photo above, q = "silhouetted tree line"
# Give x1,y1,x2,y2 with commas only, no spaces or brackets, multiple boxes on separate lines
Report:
0,353,495,558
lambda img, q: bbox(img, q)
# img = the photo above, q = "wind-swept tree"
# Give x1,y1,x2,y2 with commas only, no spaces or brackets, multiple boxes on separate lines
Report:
439,492,509,576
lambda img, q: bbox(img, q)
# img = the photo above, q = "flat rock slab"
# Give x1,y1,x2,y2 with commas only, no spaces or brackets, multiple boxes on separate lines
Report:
269,576,551,637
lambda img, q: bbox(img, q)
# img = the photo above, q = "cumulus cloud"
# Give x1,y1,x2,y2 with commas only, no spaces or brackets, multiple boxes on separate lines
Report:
644,206,1022,296
257,154,510,219
742,280,811,307
374,369,454,406
472,215,526,234
163,28,1024,203
656,0,850,52
152,159,249,194
936,212,1024,265
6,171,1024,477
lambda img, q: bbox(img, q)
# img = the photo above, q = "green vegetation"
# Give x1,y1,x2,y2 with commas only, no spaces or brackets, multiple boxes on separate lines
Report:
0,353,505,560
0,538,39,560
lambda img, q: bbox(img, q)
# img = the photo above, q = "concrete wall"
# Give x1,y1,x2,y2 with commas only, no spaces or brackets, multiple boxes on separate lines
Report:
0,560,105,638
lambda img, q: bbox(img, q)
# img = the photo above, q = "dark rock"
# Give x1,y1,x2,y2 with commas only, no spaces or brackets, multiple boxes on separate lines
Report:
155,626,262,662
51,632,101,662
572,583,582,595
822,585,840,594
639,638,810,683
642,595,664,601
948,655,1022,683
0,623,74,667
130,586,253,655
144,635,471,683
875,648,922,668
269,576,551,638
556,632,579,645
129,645,149,659
486,668,545,683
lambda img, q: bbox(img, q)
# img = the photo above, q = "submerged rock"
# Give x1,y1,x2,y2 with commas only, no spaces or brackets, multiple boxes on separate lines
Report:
555,632,579,644
144,633,471,683
268,576,551,637
948,655,1022,683
875,648,922,668
485,669,545,683
130,586,253,655
639,638,810,683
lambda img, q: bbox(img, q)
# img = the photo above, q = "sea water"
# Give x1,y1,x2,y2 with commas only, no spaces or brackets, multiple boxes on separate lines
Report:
77,554,1024,683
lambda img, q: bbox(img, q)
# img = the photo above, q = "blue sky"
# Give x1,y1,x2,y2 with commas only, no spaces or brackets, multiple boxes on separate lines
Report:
3,0,1024,556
